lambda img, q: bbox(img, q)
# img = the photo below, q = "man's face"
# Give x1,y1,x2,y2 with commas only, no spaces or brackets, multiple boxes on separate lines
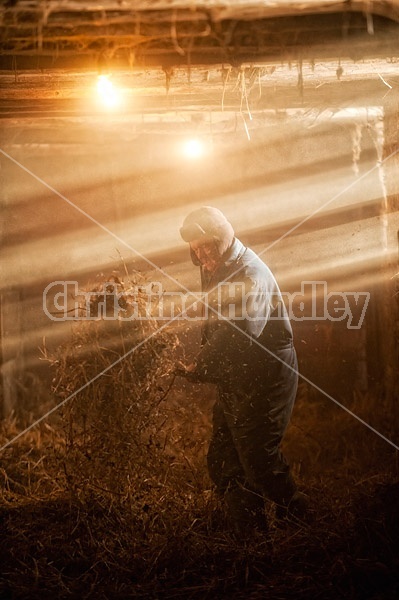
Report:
190,238,220,272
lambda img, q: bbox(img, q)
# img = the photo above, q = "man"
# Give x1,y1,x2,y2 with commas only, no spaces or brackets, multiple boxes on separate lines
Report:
177,206,306,534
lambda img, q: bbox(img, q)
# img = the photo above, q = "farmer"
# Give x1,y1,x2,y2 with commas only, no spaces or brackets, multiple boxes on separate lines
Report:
177,206,306,534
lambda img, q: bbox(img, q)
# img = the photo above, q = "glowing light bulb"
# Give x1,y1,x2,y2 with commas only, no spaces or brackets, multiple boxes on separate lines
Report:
183,138,205,159
96,75,121,109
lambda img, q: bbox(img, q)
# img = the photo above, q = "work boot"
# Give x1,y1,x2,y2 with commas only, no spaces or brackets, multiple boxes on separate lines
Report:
224,485,268,535
275,491,309,522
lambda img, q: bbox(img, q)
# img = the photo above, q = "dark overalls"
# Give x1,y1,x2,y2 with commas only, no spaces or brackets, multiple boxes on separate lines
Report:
193,238,298,528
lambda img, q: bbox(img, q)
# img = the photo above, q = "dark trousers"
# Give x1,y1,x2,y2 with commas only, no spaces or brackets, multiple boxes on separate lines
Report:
207,344,298,513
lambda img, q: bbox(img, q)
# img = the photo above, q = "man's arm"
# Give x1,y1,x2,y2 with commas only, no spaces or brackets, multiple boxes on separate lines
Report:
177,321,252,385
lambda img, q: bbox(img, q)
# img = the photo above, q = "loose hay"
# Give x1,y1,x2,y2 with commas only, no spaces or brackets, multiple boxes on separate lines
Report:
1,272,399,599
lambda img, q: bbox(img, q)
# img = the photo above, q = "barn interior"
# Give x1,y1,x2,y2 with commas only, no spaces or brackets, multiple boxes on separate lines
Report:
1,2,399,597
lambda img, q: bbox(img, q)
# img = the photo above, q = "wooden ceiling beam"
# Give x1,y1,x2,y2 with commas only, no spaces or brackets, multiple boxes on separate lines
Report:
1,9,399,70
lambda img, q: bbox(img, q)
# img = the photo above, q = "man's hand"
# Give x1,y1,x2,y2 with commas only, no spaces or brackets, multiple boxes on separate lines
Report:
175,361,198,379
